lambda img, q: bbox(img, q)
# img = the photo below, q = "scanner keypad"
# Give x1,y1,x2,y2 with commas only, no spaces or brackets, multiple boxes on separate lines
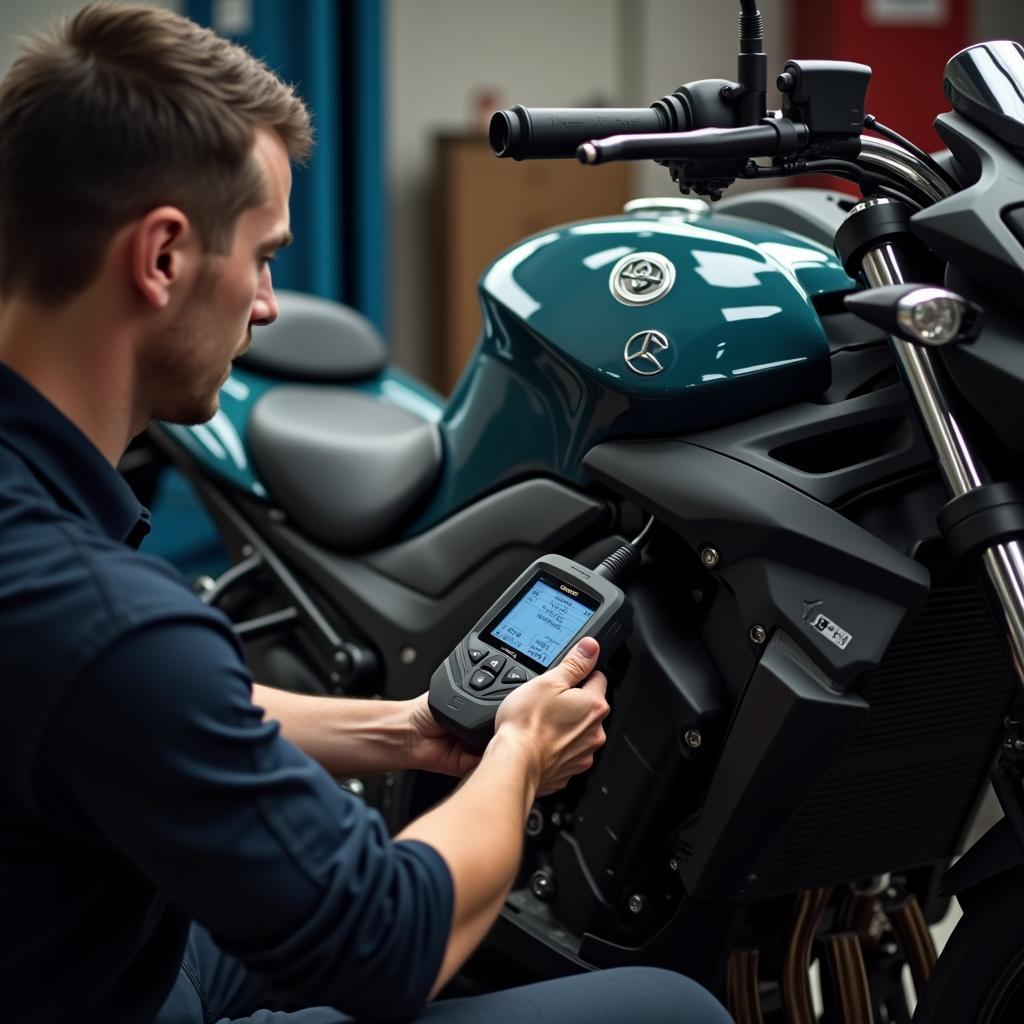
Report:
459,642,534,695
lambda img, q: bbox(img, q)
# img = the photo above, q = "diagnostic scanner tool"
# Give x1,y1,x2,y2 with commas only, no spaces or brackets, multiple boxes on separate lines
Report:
428,553,632,749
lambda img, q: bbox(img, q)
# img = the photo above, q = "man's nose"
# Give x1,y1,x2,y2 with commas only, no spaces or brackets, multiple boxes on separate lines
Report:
250,265,279,327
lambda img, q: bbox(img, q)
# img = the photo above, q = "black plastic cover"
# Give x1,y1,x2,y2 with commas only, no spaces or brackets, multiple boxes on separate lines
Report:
941,817,1023,899
912,113,1024,309
364,480,606,598
944,41,1024,155
583,440,930,689
675,630,870,898
939,266,1024,456
1005,203,1024,247
779,60,871,137
714,188,851,249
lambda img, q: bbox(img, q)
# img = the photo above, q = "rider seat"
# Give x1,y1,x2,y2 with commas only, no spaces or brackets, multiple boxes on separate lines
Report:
249,386,442,550
235,290,388,381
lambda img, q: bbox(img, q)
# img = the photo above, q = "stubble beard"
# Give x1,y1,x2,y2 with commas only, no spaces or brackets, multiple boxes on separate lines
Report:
141,258,229,427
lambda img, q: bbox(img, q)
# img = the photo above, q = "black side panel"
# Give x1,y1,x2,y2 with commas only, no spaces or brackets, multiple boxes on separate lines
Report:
245,480,607,698
912,112,1024,311
941,818,1021,899
713,187,853,249
583,440,930,689
550,577,727,934
681,384,931,508
940,267,1024,457
364,480,606,597
675,630,870,899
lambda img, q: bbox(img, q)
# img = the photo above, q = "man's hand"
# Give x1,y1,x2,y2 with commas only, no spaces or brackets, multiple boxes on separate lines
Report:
405,693,481,777
493,637,609,796
398,636,610,998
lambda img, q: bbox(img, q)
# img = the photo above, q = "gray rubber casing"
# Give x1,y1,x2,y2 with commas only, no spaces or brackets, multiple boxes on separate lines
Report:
429,554,631,749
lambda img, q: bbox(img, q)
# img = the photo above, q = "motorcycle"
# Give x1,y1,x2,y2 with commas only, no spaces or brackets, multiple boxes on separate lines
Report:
150,4,1024,1019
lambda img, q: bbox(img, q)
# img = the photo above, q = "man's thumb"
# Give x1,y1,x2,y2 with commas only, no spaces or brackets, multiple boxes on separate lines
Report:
552,637,600,686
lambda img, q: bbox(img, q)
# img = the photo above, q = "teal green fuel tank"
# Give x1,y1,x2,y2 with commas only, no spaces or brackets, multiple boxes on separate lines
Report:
412,204,853,529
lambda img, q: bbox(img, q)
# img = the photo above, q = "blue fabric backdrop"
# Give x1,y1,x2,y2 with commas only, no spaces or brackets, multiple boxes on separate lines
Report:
185,0,388,333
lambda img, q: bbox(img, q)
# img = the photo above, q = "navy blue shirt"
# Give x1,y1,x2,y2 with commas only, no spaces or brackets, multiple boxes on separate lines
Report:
0,364,453,1023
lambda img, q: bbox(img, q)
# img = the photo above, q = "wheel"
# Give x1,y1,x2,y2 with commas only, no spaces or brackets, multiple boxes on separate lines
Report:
914,868,1024,1022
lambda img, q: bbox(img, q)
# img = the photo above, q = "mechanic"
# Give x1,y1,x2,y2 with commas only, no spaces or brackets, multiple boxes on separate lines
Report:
0,5,732,1022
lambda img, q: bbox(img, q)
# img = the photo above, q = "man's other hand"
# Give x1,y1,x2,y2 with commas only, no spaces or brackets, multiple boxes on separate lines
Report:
493,638,609,796
405,693,481,777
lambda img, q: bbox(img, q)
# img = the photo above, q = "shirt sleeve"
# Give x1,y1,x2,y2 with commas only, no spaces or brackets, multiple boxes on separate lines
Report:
37,616,453,1021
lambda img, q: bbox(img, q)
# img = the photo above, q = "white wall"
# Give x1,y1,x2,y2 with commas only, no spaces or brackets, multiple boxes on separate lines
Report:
628,0,790,197
0,0,181,76
387,0,625,380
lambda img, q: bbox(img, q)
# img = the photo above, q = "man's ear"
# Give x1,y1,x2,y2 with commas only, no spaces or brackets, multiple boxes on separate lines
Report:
130,206,193,310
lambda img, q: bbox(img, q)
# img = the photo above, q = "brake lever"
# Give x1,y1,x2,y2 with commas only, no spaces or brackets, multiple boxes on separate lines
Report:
576,119,809,166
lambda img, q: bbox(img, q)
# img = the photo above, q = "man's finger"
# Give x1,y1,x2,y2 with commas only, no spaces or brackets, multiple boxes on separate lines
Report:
548,637,600,690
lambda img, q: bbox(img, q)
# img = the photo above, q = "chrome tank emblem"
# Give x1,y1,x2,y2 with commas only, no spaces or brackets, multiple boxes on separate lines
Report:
624,330,670,376
609,252,676,306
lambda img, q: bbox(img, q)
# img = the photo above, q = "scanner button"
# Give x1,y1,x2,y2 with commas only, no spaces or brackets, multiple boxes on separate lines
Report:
468,670,495,691
483,655,506,676
466,647,487,664
503,667,529,685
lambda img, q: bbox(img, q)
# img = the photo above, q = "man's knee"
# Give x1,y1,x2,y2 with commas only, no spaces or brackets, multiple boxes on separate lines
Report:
594,966,733,1023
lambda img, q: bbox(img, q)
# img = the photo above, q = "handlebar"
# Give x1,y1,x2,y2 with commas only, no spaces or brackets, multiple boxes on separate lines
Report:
490,104,673,160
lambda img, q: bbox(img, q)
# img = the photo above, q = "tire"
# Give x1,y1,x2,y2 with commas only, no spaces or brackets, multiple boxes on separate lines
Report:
914,868,1024,1023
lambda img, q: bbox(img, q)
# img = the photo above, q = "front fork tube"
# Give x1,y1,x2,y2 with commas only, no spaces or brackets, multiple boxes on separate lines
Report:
852,205,1024,845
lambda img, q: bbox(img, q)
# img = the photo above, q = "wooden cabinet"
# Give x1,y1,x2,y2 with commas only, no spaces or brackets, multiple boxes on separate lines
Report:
435,135,631,393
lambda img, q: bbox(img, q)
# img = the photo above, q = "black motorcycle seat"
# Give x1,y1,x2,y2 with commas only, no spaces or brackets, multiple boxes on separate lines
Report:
249,386,443,549
235,290,388,381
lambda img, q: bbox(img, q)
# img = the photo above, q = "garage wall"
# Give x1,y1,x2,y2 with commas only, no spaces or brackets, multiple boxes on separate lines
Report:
0,0,180,75
387,0,625,380
626,0,790,197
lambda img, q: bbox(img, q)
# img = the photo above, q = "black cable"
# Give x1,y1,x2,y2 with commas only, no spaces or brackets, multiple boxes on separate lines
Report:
594,516,656,584
748,159,926,210
863,114,959,193
630,515,656,549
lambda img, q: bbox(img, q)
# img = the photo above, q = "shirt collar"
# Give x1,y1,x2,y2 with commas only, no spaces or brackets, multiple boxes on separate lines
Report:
0,362,151,548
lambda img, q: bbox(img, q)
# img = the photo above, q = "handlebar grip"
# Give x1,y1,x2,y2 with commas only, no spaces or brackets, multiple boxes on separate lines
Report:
490,104,670,160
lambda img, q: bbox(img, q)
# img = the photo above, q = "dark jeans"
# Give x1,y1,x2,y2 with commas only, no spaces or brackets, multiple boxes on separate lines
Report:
155,924,733,1023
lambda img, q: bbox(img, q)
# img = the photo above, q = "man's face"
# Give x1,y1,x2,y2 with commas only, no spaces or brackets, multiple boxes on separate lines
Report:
144,127,293,425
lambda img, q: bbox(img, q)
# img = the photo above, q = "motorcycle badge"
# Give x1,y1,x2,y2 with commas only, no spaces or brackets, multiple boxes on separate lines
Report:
609,252,676,306
624,330,670,376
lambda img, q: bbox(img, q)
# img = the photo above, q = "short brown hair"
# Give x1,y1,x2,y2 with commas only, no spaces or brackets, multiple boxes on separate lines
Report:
0,2,313,306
